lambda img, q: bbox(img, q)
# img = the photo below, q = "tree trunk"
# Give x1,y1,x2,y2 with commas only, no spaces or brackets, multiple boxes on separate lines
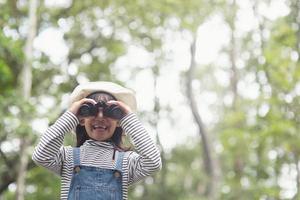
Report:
152,66,167,196
291,0,300,58
186,34,219,199
228,1,238,109
15,139,31,200
292,1,300,196
294,153,300,200
15,0,38,199
252,0,271,83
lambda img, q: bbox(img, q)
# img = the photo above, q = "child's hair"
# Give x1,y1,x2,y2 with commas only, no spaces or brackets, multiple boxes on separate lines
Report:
75,92,128,151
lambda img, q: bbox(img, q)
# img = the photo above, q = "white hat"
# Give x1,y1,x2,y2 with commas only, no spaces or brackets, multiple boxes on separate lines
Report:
70,81,137,111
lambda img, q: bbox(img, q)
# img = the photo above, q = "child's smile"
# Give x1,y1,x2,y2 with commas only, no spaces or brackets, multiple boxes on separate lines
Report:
92,122,108,131
84,116,118,141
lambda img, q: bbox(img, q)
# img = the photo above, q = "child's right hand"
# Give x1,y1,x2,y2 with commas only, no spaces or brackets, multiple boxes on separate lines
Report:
68,98,97,117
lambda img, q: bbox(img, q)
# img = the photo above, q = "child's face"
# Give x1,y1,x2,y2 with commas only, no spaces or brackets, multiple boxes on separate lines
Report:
83,108,118,141
80,92,118,142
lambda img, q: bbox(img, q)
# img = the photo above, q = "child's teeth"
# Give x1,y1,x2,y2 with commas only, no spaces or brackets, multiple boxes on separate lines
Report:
94,125,106,129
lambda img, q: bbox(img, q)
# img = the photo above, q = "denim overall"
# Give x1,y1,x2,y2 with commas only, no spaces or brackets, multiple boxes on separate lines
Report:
67,148,124,200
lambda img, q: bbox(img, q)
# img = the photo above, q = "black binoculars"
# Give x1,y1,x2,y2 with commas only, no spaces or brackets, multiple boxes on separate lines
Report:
78,101,125,120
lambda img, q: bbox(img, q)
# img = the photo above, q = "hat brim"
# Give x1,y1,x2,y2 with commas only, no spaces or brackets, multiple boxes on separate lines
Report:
69,81,137,112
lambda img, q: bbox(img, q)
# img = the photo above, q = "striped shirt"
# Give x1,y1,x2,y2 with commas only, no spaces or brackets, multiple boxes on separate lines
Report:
32,111,162,200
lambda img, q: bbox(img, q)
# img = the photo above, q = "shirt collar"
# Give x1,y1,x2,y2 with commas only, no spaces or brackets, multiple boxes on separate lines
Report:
84,139,114,149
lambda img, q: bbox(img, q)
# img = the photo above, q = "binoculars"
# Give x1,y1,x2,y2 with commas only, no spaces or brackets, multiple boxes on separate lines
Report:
78,101,125,120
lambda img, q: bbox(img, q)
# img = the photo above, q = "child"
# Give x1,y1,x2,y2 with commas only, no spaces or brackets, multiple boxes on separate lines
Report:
32,81,162,200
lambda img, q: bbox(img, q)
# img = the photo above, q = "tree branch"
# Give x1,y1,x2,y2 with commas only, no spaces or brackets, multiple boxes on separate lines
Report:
186,33,218,199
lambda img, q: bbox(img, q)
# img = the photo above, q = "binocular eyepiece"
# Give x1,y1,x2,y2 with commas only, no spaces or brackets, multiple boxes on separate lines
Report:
78,101,125,120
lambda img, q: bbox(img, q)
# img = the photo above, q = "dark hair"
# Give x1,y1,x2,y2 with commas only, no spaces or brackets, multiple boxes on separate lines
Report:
75,92,129,151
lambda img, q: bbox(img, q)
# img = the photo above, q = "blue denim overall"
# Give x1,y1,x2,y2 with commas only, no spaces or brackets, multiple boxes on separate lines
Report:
67,147,124,200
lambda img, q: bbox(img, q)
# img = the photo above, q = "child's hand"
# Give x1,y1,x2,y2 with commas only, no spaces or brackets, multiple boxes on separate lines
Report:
106,100,133,116
68,98,97,116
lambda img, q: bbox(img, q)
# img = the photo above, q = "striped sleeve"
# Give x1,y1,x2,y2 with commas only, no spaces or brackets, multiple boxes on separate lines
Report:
32,111,79,175
120,113,162,185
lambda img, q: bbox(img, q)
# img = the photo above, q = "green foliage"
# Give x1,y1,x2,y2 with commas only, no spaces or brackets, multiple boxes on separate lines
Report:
0,60,13,88
26,167,61,200
2,167,60,200
0,30,24,94
264,18,299,92
129,141,207,200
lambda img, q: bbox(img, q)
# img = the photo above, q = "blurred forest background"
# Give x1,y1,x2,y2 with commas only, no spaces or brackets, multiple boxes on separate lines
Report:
0,0,300,199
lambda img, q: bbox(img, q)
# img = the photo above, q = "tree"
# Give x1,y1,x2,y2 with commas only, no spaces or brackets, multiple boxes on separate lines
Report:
15,0,38,199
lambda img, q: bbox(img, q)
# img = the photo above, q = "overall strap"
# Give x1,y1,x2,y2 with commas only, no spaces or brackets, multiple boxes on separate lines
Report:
115,151,125,172
72,147,81,167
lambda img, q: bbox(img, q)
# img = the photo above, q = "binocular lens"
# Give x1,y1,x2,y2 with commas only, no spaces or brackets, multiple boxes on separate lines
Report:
78,103,97,117
105,105,124,119
78,105,92,117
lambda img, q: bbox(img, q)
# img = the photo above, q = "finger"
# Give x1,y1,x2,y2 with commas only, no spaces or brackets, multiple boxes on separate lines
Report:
107,100,132,114
106,100,121,106
80,98,97,104
69,98,97,115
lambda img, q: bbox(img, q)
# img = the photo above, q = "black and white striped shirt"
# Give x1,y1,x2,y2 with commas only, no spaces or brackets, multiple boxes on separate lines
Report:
32,111,162,200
